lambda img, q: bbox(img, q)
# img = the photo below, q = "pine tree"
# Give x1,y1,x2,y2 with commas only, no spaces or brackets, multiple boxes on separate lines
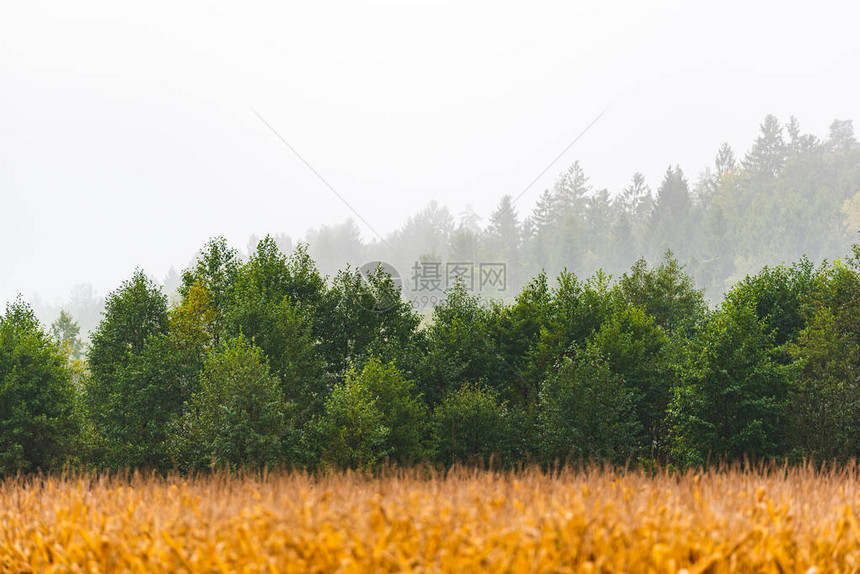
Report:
532,188,557,233
715,143,737,176
484,195,520,259
554,161,590,215
584,189,614,273
786,116,819,155
548,161,592,273
648,167,694,260
458,204,482,234
743,115,787,179
618,172,652,220
828,119,857,151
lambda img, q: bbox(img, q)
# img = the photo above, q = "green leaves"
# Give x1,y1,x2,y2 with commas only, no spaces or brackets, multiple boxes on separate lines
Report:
785,293,860,461
318,358,427,469
11,230,860,474
83,270,185,470
669,292,791,465
172,336,287,471
87,270,169,391
591,305,671,455
51,310,83,361
0,298,77,475
617,253,707,336
317,364,390,470
432,383,514,467
538,344,641,464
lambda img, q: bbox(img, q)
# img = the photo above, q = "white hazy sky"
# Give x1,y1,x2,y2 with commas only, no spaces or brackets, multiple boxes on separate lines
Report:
2,0,859,307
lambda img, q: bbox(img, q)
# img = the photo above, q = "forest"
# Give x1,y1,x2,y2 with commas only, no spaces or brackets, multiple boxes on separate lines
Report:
3,114,860,474
304,114,860,303
33,114,860,335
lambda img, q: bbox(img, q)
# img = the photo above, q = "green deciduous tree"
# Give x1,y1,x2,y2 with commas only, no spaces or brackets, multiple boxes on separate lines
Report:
180,236,241,331
617,253,707,335
359,358,427,464
317,368,389,470
84,270,177,469
432,383,515,467
171,336,286,470
0,298,78,475
418,283,508,407
728,259,819,348
488,272,552,407
786,305,860,460
590,305,671,456
526,269,616,388
321,263,422,376
538,344,640,464
87,270,169,386
669,291,791,466
315,357,427,468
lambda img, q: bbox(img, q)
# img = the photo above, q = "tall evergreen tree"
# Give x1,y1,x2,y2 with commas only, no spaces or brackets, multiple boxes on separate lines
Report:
532,188,557,233
715,143,737,177
786,116,819,155
485,195,520,249
554,160,591,214
483,195,521,276
583,188,614,273
552,161,592,272
648,166,694,260
618,172,652,219
743,114,787,179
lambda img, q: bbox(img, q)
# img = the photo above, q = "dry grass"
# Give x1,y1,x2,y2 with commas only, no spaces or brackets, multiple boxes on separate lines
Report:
2,464,860,572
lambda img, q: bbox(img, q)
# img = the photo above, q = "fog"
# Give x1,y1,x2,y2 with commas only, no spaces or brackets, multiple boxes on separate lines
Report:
2,1,860,330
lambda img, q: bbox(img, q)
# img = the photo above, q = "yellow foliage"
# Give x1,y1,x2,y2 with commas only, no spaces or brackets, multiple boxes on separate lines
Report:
169,281,218,347
842,191,860,233
3,466,860,572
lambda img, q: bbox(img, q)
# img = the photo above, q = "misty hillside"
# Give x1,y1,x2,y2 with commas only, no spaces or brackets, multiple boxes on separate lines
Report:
31,114,860,334
300,114,860,303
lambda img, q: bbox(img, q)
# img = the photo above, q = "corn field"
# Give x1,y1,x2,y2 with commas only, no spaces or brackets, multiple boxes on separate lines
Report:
3,465,860,572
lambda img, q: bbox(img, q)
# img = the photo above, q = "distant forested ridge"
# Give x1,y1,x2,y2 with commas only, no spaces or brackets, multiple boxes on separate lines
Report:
4,231,860,473
31,115,859,330
300,115,860,303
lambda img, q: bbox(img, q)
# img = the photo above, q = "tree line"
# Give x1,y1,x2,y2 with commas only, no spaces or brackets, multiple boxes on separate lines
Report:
4,234,860,474
28,114,859,336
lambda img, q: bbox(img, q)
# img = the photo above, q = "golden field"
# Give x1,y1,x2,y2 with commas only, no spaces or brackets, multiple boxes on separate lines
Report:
3,465,860,572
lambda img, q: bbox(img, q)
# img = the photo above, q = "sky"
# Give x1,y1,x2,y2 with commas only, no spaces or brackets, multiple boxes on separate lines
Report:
2,0,859,308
